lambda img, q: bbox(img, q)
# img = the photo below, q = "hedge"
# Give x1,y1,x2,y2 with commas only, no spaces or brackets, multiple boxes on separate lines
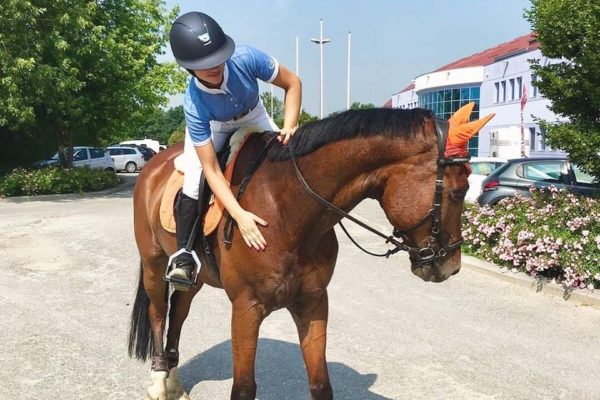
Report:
0,167,120,197
462,187,600,290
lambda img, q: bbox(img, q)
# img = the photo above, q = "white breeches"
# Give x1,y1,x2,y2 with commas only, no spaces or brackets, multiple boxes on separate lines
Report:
182,100,279,199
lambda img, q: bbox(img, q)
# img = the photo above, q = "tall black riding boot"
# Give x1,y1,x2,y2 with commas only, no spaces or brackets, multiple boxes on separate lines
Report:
167,193,198,285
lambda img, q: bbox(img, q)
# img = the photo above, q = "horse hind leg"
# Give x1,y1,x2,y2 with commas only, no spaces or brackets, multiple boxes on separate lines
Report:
128,256,172,400
163,286,204,400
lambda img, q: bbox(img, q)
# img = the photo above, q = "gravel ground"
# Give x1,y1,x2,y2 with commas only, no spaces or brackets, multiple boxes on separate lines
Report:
0,176,599,399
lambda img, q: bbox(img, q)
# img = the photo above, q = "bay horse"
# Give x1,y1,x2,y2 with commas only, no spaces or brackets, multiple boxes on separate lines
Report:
129,104,493,400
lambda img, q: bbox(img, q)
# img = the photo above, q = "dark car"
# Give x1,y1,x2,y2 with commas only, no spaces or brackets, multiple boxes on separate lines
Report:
477,157,600,206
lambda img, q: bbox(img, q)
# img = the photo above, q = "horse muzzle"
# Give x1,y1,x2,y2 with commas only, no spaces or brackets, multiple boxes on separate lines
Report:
409,253,461,282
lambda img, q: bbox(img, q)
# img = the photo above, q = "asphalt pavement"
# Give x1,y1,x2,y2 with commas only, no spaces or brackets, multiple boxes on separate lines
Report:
1,175,599,399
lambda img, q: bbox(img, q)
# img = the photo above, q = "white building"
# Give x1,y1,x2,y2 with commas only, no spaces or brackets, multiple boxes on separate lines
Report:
385,33,566,158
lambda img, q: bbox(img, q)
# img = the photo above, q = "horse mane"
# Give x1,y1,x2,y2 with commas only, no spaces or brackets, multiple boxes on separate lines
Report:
270,107,434,161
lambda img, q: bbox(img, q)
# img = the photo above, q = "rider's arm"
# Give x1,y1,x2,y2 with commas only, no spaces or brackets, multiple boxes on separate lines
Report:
195,143,267,251
271,65,302,144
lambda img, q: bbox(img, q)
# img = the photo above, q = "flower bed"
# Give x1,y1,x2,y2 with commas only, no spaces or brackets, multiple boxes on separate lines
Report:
462,187,600,290
0,167,120,197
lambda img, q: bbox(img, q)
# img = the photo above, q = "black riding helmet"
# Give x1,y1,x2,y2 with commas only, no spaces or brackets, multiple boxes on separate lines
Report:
169,12,235,70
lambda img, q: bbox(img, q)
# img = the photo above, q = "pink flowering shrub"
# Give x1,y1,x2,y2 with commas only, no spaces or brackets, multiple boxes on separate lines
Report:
462,186,600,290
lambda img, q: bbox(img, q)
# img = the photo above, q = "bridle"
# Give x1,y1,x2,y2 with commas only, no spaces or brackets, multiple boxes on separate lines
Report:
288,117,470,267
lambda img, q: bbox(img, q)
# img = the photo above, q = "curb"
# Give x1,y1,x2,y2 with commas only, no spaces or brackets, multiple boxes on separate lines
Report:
462,254,600,309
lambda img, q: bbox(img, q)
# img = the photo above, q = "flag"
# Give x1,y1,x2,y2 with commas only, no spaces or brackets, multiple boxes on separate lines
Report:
521,83,528,110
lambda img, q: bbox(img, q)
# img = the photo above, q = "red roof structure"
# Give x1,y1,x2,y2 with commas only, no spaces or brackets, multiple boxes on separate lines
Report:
390,32,539,98
435,32,539,72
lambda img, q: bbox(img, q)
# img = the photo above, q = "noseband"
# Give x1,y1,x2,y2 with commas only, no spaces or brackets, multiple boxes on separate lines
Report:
288,117,470,266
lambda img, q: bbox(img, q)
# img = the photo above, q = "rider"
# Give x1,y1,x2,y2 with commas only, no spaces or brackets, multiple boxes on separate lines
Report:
167,11,302,287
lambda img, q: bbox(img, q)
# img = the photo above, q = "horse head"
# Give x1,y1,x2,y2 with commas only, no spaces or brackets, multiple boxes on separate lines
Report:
380,103,494,282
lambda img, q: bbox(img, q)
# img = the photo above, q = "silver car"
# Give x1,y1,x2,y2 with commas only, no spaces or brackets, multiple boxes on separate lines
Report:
107,146,147,172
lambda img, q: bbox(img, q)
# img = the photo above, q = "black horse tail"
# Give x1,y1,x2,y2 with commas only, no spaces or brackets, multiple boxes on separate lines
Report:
128,261,152,361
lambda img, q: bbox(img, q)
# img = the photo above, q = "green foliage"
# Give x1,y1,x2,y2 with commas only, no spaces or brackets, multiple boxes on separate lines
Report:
327,101,376,118
0,167,120,197
462,188,600,289
350,101,376,110
0,0,187,163
525,0,600,179
125,106,185,145
298,109,318,126
260,92,284,127
168,129,185,146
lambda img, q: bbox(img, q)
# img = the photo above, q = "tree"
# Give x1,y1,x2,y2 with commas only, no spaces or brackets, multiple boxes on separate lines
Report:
168,128,185,145
525,0,600,179
298,109,318,126
260,91,284,127
350,101,375,110
128,106,185,145
0,0,187,166
260,91,317,127
326,101,376,118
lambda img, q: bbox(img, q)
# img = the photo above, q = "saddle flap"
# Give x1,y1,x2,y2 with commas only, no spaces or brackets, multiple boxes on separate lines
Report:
159,128,259,236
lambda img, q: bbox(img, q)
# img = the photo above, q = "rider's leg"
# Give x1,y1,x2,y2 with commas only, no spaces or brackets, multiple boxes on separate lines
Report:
167,128,202,285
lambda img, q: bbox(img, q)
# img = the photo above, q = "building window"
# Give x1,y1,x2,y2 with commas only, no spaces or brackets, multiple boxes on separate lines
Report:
419,85,481,154
517,77,523,100
540,127,546,150
532,74,538,97
495,82,500,103
501,81,506,102
529,127,536,151
510,79,515,101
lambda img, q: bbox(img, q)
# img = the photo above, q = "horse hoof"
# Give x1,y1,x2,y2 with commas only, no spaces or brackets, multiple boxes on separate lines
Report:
167,367,190,400
147,370,168,400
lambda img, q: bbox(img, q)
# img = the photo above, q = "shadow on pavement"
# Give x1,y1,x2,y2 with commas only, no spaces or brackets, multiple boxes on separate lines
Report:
179,338,392,399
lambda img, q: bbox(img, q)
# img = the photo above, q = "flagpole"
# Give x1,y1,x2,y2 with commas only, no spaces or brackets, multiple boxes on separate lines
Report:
520,108,525,157
520,83,527,158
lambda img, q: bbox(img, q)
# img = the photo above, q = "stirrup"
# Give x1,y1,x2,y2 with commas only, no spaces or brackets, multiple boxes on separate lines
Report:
164,248,201,291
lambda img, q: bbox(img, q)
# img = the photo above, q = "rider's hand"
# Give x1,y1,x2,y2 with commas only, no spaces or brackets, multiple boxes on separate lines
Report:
277,127,297,146
235,210,268,251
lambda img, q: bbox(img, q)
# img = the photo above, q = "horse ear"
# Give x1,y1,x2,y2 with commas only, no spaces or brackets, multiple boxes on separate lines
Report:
448,102,475,127
448,113,495,146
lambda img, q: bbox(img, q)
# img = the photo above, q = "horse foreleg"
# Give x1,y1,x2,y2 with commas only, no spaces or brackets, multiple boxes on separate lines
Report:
144,265,170,400
230,297,266,400
163,285,204,400
289,290,333,400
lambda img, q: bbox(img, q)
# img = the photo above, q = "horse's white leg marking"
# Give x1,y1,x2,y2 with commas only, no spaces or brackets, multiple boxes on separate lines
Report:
146,370,168,400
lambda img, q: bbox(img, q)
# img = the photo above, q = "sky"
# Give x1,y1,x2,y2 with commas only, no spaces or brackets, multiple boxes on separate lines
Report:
163,0,533,116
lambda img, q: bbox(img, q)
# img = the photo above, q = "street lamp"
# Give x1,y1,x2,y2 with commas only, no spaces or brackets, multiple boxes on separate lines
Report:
311,19,330,119
347,31,351,110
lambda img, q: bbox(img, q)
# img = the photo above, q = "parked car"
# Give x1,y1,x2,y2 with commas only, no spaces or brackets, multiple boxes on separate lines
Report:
477,157,600,205
466,157,507,202
119,139,161,153
107,146,147,172
32,146,116,172
112,143,156,161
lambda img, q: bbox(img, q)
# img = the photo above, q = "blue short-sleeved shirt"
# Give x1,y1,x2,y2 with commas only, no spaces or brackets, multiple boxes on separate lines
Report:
183,45,279,146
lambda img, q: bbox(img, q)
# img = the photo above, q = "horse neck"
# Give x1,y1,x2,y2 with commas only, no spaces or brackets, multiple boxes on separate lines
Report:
282,133,432,237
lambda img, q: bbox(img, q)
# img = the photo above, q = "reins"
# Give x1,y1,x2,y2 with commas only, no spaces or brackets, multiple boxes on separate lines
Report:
288,140,405,258
288,117,469,265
